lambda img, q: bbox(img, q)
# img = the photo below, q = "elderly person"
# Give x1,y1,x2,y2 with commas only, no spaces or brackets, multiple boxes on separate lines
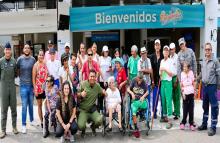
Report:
111,48,124,79
159,45,175,129
105,76,123,132
56,81,78,142
169,43,181,120
44,40,58,61
177,37,197,80
127,73,149,138
127,45,140,81
198,43,220,136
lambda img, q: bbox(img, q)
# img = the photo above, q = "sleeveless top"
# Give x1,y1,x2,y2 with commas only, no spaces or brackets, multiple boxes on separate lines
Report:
35,63,48,94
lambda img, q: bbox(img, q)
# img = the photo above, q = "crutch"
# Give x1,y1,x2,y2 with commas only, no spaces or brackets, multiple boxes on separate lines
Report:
151,79,161,130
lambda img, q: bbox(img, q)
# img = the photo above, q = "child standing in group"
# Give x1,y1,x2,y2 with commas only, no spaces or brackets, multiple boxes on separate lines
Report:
180,62,196,131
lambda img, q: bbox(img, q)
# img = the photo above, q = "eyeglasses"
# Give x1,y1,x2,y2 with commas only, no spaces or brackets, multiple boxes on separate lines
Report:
88,54,93,56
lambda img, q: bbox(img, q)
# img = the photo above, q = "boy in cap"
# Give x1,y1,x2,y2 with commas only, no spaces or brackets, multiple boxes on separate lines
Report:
159,45,174,129
169,43,181,120
127,45,140,81
0,42,18,139
61,42,71,66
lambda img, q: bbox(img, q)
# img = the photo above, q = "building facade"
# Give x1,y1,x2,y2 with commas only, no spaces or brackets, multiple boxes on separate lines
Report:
0,0,219,60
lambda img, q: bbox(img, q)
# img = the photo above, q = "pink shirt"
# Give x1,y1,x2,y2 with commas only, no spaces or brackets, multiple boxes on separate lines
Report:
181,70,195,95
82,60,100,80
44,51,59,61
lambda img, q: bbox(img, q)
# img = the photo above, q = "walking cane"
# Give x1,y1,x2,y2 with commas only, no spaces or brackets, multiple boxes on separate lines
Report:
151,79,161,130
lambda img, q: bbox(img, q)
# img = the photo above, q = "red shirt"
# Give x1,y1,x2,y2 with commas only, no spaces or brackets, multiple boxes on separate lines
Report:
82,60,100,80
116,68,127,96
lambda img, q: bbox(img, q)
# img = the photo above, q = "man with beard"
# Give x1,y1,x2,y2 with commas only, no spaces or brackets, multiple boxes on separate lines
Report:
17,44,36,134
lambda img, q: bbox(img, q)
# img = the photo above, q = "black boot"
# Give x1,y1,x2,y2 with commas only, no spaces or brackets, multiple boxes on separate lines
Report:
198,124,207,131
208,128,216,136
43,129,49,138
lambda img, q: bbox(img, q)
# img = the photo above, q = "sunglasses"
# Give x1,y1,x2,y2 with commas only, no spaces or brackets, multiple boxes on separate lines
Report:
88,54,93,56
46,80,52,83
205,48,212,51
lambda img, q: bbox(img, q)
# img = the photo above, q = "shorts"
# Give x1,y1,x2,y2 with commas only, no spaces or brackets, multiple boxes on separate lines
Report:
131,100,147,116
36,92,46,100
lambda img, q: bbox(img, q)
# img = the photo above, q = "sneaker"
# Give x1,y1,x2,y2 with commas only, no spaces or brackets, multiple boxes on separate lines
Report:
180,124,185,130
30,121,39,126
166,123,173,129
12,128,19,134
132,130,140,138
0,131,6,139
60,136,65,143
208,128,216,136
106,127,112,133
160,117,168,123
198,124,207,131
190,125,195,131
70,135,75,142
22,126,27,134
173,116,179,120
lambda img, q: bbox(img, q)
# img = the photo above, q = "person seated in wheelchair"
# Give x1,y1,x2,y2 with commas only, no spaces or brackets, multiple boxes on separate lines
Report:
105,76,123,133
77,69,106,138
43,75,60,138
127,73,149,137
56,81,78,142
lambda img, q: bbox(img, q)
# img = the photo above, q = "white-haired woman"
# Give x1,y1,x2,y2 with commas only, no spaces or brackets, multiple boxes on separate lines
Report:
105,76,123,132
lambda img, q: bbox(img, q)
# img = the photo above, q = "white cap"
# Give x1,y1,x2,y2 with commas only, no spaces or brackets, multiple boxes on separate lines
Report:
102,45,109,52
163,45,170,50
155,39,160,44
178,37,185,46
140,47,147,53
64,42,70,48
131,45,138,52
169,43,176,49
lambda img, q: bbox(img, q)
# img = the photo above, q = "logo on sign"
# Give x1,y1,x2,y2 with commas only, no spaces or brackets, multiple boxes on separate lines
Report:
160,7,183,25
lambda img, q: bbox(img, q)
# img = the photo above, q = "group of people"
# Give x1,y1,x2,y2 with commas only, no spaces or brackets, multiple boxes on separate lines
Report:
0,37,219,142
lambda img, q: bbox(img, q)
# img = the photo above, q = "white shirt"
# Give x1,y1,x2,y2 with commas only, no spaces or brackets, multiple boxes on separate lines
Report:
170,53,178,76
99,56,112,82
76,54,88,66
46,60,61,80
138,57,152,85
160,58,174,81
93,53,100,62
105,88,121,106
58,66,73,88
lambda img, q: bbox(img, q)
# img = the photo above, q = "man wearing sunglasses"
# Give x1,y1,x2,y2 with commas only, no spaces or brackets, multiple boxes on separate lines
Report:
198,43,220,136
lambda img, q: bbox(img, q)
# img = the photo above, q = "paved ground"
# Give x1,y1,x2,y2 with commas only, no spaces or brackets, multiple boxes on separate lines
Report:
0,86,220,143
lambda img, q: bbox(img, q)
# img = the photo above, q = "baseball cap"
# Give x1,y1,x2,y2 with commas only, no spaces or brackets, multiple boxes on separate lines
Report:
169,43,176,49
64,42,70,48
163,45,170,51
4,42,11,49
178,37,185,46
114,57,123,66
48,40,53,44
49,48,56,54
131,45,138,52
140,47,147,53
137,72,144,79
102,45,109,52
155,39,161,44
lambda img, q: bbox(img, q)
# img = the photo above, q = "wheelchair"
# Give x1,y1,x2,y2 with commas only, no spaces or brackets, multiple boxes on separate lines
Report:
125,93,151,136
101,95,126,136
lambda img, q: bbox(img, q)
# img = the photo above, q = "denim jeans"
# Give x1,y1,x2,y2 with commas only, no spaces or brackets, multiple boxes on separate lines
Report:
20,84,34,126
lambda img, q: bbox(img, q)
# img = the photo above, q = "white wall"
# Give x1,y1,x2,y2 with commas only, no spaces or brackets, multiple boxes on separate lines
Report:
0,9,57,35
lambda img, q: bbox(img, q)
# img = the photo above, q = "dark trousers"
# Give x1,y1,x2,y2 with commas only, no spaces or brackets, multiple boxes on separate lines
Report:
44,108,56,131
181,94,194,125
98,82,107,111
56,121,78,137
202,84,219,131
